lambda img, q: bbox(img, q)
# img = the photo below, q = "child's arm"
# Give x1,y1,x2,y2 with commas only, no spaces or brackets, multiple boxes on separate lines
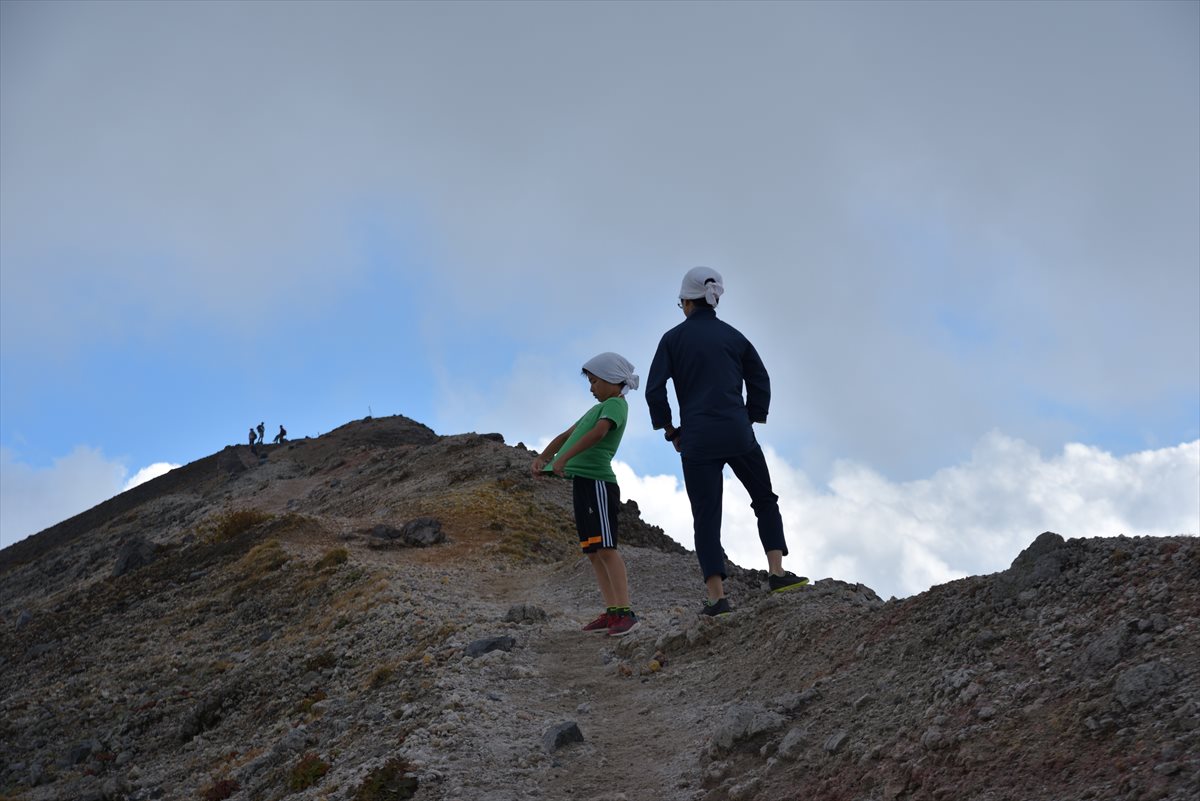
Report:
531,425,575,476
550,419,615,476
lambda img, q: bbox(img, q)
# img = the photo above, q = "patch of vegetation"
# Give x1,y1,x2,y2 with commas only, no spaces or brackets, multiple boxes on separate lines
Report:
266,512,317,536
199,778,240,801
328,575,387,618
287,752,329,791
206,509,273,543
305,650,337,672
354,758,420,800
314,547,349,571
434,483,574,563
366,664,395,689
295,689,327,716
236,539,289,578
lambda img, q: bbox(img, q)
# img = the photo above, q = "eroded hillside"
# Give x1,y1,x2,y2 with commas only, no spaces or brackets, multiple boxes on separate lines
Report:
1,416,1196,801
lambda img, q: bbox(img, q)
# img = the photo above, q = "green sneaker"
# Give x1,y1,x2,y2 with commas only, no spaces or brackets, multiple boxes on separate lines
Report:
768,571,809,593
700,597,732,617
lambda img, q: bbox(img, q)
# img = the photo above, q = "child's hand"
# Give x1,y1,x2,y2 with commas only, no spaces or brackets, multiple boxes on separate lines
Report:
530,455,549,476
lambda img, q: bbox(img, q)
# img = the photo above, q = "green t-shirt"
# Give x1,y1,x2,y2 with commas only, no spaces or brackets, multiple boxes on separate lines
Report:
543,396,628,483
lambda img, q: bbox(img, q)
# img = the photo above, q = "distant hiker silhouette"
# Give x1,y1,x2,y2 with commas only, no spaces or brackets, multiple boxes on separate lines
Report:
249,426,258,455
273,425,287,444
256,422,265,444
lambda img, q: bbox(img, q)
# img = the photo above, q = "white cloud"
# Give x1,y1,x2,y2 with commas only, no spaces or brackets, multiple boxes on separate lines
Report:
123,461,180,491
0,448,179,549
615,434,1200,600
1,446,125,548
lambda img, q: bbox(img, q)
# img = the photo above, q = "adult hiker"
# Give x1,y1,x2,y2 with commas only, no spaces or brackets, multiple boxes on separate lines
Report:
645,266,808,616
256,421,265,445
273,425,287,445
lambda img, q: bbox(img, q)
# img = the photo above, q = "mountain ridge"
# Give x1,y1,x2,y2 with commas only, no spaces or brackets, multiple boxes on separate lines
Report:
1,415,1196,801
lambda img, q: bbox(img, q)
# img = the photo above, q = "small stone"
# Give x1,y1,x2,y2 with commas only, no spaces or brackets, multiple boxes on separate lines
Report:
778,728,807,759
464,636,515,658
975,629,1002,648
920,728,944,749
823,731,848,753
977,706,996,721
959,682,983,703
728,777,762,801
543,721,584,752
504,605,548,624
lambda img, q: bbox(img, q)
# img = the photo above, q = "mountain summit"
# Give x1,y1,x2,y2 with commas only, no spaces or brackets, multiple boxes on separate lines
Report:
1,415,1196,801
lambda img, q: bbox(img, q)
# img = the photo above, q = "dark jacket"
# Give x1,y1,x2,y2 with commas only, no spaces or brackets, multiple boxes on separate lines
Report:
646,307,771,460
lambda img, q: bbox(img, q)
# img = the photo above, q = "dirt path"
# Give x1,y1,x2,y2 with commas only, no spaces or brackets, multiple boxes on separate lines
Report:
474,551,716,801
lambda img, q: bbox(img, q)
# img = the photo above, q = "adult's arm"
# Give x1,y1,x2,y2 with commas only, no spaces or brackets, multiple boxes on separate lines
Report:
645,336,675,430
743,340,771,424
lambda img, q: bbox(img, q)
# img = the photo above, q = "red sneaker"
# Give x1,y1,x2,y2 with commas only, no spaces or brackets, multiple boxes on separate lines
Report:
581,612,611,632
607,612,640,637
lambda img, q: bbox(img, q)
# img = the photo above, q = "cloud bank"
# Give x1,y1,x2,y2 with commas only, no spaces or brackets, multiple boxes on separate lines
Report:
0,448,179,548
616,434,1199,600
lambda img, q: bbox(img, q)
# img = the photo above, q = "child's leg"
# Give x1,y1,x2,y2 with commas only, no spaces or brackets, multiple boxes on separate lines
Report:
592,548,630,608
587,551,619,608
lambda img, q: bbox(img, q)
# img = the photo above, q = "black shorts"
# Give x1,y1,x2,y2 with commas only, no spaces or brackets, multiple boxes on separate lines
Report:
572,477,620,553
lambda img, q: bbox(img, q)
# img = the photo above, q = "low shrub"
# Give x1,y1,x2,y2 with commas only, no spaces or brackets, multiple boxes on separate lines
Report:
200,778,240,801
355,758,419,800
305,650,336,672
366,665,395,689
315,547,349,571
288,752,329,791
207,509,273,543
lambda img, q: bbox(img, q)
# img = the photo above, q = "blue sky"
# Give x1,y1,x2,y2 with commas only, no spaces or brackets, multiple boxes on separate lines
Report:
2,0,1197,598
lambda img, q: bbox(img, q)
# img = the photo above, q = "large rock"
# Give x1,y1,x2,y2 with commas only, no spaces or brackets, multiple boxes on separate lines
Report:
1114,661,1178,710
112,536,157,577
366,517,445,548
993,531,1077,600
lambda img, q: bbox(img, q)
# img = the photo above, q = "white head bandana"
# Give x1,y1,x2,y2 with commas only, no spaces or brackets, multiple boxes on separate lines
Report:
679,266,725,306
582,352,640,396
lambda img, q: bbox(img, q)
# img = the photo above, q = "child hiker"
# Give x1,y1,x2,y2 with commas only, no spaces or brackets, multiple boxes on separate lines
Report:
531,352,640,637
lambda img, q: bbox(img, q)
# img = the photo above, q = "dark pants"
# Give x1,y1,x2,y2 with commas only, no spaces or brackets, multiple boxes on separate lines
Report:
682,445,788,580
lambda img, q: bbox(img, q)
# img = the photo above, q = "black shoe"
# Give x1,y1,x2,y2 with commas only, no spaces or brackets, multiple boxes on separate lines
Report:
700,597,732,617
768,571,809,593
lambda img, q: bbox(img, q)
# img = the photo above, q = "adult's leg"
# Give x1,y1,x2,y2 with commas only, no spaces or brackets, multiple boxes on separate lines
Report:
681,456,727,597
727,446,787,556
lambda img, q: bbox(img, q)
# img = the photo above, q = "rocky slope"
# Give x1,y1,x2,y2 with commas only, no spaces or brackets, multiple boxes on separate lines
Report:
1,415,1196,801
